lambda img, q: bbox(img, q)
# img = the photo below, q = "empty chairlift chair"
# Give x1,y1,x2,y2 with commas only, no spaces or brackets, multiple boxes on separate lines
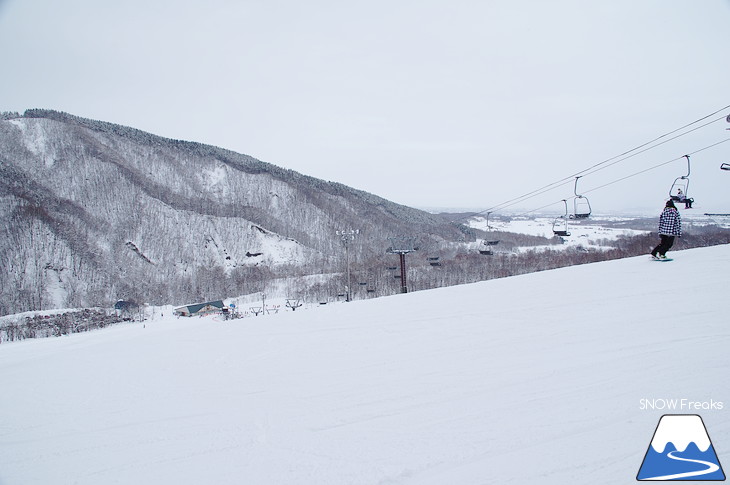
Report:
572,176,592,219
552,199,571,237
479,212,500,255
703,163,730,223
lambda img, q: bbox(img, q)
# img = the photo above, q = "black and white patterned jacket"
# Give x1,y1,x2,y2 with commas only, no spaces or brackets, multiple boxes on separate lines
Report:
658,207,681,236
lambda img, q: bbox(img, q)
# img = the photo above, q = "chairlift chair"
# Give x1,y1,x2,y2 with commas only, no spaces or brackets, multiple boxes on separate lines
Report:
479,212,499,254
552,199,571,237
572,176,591,219
669,155,693,206
703,164,730,224
427,256,441,267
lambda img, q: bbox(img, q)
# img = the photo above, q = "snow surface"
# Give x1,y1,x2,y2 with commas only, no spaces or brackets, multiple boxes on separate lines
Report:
7,118,55,167
203,163,231,198
1,245,729,484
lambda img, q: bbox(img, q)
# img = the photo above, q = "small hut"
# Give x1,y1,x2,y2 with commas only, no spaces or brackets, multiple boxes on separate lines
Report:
173,300,225,317
114,300,139,316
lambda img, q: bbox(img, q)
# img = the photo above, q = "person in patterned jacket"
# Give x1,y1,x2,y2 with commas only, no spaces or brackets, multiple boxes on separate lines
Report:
651,199,682,259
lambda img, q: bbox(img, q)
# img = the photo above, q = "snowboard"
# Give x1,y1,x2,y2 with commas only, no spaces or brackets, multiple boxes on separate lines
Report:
651,257,673,262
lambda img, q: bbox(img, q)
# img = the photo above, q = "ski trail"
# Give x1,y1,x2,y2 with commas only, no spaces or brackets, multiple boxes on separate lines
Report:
642,450,720,480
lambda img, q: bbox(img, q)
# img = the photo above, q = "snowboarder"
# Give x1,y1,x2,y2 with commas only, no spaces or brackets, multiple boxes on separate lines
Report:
675,188,693,209
651,199,681,260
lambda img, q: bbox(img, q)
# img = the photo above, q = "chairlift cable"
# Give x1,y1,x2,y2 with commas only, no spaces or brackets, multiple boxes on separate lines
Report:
473,179,575,216
453,104,730,223
511,137,730,217
476,115,727,218
572,116,725,181
576,110,729,175
581,138,730,196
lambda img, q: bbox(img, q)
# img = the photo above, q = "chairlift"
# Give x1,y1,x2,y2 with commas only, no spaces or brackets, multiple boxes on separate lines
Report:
364,272,376,293
478,212,499,255
669,155,694,207
484,212,500,245
572,176,591,219
358,282,367,286
552,199,571,237
703,165,730,224
386,266,398,271
427,256,441,267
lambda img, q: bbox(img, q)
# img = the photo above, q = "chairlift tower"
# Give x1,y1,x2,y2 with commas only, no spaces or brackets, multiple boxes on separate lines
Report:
336,229,359,302
286,298,303,311
387,236,417,294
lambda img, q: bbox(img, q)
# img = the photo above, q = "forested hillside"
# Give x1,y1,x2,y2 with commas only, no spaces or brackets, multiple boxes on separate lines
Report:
0,110,466,315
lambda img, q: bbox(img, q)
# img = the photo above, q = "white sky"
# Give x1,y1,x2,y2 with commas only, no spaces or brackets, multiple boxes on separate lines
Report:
1,0,729,215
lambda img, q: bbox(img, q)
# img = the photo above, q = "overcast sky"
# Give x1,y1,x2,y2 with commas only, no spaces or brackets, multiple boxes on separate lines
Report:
1,0,729,215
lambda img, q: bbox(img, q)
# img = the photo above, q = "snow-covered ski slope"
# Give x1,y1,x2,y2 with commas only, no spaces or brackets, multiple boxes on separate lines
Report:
2,245,729,485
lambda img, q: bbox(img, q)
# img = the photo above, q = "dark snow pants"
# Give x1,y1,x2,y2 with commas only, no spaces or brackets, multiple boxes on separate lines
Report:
652,235,675,257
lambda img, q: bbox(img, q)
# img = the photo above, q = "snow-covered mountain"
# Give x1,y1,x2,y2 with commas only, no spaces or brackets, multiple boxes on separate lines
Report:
1,245,728,484
0,109,464,315
650,415,712,453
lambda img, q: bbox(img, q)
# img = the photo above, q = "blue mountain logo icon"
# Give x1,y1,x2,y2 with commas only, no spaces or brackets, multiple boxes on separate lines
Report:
637,414,725,481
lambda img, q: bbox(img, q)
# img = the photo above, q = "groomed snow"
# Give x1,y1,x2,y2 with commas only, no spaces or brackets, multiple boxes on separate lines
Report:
1,245,729,484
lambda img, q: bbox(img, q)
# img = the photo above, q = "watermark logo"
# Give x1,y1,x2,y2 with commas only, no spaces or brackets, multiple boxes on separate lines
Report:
637,414,725,481
639,399,724,411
